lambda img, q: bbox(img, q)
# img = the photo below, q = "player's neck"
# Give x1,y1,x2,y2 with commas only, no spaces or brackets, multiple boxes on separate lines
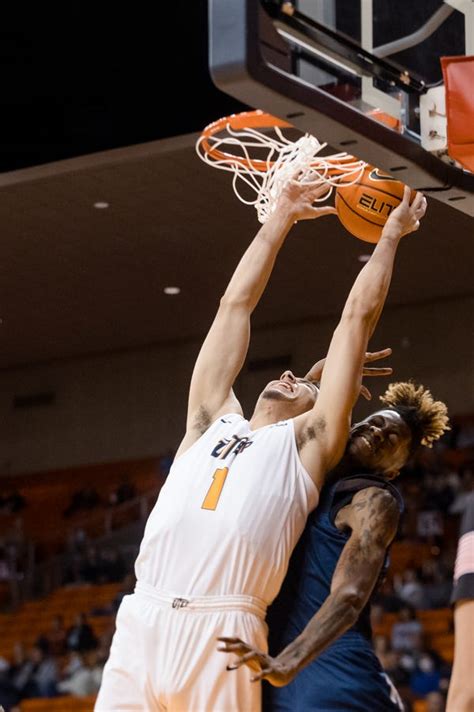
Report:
249,401,289,430
334,452,379,478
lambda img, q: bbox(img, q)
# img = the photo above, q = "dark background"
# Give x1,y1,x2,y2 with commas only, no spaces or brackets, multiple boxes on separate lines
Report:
0,1,463,172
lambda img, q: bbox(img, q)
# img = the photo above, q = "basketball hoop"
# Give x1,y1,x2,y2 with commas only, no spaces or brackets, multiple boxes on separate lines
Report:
196,110,367,223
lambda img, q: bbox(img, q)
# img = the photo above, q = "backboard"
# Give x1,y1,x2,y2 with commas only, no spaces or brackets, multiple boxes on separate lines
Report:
209,0,474,216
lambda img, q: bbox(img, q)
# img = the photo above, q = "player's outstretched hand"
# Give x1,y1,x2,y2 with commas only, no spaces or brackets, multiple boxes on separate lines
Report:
277,178,337,222
305,348,393,400
383,186,427,237
217,637,293,687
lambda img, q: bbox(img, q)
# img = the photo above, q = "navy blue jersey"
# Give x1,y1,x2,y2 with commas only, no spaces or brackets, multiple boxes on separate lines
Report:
265,473,404,712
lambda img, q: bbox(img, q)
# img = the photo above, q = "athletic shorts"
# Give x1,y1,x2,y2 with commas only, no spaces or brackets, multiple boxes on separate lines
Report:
95,581,268,712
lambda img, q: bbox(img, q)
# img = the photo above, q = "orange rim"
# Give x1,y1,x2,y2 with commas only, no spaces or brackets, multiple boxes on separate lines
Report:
200,110,292,172
199,109,360,174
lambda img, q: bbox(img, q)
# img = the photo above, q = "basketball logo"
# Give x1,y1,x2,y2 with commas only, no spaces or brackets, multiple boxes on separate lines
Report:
336,166,413,243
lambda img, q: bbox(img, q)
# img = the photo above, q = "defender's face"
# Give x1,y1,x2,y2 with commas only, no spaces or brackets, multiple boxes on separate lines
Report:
348,409,412,477
259,370,318,416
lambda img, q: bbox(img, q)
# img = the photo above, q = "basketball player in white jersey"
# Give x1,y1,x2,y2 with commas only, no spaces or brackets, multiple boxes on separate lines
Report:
96,179,426,711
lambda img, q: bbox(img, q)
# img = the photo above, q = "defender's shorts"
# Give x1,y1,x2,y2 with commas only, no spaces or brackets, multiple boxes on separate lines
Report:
95,581,268,712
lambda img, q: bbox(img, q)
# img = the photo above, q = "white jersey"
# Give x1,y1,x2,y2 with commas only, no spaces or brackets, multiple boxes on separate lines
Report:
135,413,319,605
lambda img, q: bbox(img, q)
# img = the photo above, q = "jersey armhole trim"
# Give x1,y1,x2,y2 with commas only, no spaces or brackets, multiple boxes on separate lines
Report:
288,418,320,508
173,413,245,465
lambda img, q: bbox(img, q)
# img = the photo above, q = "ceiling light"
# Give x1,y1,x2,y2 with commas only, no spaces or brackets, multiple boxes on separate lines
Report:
164,287,180,295
94,201,109,209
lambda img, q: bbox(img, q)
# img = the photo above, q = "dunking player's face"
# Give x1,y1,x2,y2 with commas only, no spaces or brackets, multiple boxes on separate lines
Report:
347,409,412,478
259,370,318,417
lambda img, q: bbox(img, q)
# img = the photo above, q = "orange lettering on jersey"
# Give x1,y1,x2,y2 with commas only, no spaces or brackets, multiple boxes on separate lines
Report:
201,467,229,510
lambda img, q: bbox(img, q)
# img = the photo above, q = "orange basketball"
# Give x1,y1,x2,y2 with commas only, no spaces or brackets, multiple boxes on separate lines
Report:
335,166,409,243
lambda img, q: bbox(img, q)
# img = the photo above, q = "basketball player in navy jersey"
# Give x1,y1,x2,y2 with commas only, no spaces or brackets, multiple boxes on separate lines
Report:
97,178,426,711
220,382,449,711
447,491,474,712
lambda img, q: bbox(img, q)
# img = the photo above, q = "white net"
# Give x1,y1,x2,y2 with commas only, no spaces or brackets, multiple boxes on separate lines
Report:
196,120,366,223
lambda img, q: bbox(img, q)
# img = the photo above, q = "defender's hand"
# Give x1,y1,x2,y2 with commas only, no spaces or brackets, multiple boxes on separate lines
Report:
277,179,337,222
217,637,294,687
305,348,393,400
383,186,427,237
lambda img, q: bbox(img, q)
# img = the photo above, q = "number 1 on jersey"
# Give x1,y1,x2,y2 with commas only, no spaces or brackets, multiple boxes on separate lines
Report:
201,467,229,510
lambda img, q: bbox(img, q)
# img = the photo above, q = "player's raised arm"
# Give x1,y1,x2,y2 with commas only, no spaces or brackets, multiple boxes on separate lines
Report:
295,188,427,482
182,181,336,444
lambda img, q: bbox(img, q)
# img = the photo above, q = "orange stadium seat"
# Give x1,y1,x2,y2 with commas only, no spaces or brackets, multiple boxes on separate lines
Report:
413,700,428,712
20,695,96,711
0,457,163,556
0,583,120,662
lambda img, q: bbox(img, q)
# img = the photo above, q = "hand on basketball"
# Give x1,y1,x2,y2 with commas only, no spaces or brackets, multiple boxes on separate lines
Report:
304,348,393,400
217,637,294,687
384,186,427,237
278,178,337,221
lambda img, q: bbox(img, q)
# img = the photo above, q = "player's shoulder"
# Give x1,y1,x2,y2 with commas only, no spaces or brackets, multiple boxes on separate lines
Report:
349,484,398,513
351,485,397,506
348,486,400,531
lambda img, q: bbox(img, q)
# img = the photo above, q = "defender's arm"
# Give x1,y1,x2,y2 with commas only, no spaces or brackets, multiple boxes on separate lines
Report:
218,486,399,686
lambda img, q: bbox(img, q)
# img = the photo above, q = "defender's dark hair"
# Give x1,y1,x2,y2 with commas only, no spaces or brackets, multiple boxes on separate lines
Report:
380,381,450,450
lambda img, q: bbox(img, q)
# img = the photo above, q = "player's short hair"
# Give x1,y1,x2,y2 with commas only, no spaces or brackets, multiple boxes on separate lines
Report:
380,381,450,450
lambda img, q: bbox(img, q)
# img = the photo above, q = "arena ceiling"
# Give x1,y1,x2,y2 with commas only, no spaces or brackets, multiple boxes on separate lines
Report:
0,2,472,370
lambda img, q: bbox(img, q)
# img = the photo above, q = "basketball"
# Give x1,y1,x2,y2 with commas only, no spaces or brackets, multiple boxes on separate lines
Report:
335,166,410,243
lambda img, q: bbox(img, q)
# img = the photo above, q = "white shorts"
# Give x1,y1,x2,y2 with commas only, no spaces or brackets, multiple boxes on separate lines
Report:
95,582,268,712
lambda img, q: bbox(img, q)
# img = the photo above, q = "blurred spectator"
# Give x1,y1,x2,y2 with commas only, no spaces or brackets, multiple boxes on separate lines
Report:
66,613,97,653
410,653,441,697
64,487,100,518
67,527,89,555
417,509,444,539
79,547,101,584
420,471,455,514
62,651,85,679
57,650,103,697
0,656,20,711
449,467,474,515
10,644,57,698
108,479,136,506
395,569,427,609
391,606,423,653
420,560,452,609
99,548,126,583
373,578,403,613
36,615,67,656
382,649,410,689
